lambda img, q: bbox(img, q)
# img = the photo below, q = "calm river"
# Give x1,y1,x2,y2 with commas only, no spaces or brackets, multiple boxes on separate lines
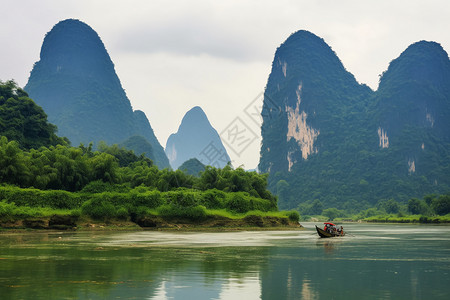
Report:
0,223,449,299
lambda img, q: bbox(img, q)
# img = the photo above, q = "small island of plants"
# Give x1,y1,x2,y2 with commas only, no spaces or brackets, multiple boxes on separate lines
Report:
0,138,300,230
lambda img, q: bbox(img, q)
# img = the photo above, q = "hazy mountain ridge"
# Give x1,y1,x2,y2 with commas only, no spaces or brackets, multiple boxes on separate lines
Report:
165,106,230,169
259,30,450,210
24,19,169,169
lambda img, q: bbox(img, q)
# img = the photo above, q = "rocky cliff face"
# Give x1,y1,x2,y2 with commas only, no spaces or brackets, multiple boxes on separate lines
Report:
372,40,450,181
25,19,169,168
165,106,230,169
259,30,371,175
259,30,450,209
375,41,450,143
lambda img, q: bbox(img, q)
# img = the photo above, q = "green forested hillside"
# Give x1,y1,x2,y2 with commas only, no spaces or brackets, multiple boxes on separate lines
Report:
259,31,450,211
24,19,170,169
119,135,155,164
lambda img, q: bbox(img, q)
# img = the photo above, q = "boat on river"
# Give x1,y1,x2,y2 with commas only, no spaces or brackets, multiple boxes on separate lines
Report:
315,222,345,238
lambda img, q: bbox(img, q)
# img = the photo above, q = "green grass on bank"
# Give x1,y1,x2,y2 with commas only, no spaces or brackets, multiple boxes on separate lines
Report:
0,200,75,222
0,199,300,225
300,213,450,224
361,214,450,223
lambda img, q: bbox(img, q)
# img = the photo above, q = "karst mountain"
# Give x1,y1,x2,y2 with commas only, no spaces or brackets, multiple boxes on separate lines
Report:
25,19,169,168
259,30,450,209
165,106,230,169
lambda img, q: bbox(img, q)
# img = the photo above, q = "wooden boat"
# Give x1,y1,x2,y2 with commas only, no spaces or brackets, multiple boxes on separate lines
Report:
316,223,345,238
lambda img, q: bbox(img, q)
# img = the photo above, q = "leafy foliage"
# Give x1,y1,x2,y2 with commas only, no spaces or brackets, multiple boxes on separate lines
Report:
178,158,206,177
0,137,120,191
98,141,153,167
0,184,277,223
431,194,450,215
0,80,68,149
0,132,278,221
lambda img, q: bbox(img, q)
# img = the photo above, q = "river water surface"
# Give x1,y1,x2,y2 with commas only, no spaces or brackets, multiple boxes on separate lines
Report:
0,223,449,299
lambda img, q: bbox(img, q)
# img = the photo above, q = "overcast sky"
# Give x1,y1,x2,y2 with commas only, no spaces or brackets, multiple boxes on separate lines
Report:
2,0,449,169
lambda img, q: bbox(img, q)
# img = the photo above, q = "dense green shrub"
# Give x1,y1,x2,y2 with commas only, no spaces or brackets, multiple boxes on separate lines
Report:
42,190,81,209
131,190,163,208
431,194,450,215
0,201,16,221
0,201,42,220
0,186,41,207
81,198,117,220
81,181,130,193
134,206,153,218
86,192,132,209
200,189,226,209
0,186,81,209
116,206,129,220
183,205,207,221
164,191,199,207
196,165,276,202
223,192,276,213
225,193,251,213
408,198,431,215
286,210,300,222
157,204,207,221
249,197,276,212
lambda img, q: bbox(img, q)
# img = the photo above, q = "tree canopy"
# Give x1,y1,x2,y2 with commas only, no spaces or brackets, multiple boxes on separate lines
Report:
0,80,68,149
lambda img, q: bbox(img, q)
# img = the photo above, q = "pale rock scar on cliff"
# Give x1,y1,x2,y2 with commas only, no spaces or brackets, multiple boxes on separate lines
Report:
426,111,434,127
167,144,177,165
278,58,287,78
286,83,320,171
377,127,389,148
408,159,416,174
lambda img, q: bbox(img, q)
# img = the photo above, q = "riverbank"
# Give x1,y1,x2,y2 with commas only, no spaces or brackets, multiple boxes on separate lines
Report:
303,214,450,224
0,213,303,231
359,214,450,223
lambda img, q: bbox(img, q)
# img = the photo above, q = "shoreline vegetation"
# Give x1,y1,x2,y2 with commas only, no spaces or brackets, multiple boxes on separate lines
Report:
0,212,302,232
297,194,450,224
0,185,302,231
301,214,450,224
305,216,450,224
0,204,302,232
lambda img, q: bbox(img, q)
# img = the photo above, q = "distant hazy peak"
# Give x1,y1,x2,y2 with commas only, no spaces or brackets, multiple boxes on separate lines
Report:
177,106,212,131
165,106,230,169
